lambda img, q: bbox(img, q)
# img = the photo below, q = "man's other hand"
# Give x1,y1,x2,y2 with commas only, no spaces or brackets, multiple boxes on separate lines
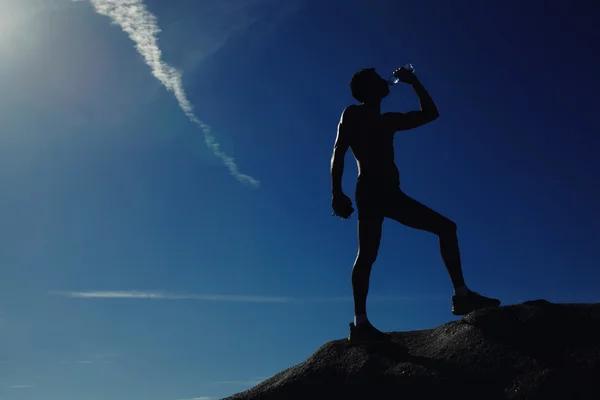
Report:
332,192,355,219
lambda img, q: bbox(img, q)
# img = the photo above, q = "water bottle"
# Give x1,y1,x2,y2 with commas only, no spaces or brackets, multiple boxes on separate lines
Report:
387,63,415,85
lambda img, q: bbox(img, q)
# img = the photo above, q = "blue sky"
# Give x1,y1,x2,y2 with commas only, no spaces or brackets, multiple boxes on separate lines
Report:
1,0,599,399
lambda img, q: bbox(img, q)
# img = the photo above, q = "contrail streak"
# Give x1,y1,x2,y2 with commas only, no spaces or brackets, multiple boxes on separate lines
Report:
56,290,293,303
89,0,259,188
52,290,445,303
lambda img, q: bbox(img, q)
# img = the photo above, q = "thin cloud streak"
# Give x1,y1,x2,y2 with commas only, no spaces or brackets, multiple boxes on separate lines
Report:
88,0,259,188
55,291,294,303
7,385,33,389
52,291,445,303
59,353,119,364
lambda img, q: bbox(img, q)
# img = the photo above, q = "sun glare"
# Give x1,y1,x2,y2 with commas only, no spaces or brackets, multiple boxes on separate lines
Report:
0,3,23,49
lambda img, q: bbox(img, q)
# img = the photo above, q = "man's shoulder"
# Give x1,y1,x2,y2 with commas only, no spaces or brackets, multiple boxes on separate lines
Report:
343,104,361,115
340,104,362,124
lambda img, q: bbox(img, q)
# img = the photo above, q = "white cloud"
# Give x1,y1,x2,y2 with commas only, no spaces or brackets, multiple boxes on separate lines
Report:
52,290,444,303
86,0,259,188
172,0,303,74
60,353,117,365
7,385,33,389
54,290,293,303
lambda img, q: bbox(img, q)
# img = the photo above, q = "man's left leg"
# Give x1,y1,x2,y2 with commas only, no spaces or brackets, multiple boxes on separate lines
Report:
384,192,500,315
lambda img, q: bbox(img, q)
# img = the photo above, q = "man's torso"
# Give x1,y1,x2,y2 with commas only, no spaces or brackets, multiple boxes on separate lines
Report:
344,105,400,192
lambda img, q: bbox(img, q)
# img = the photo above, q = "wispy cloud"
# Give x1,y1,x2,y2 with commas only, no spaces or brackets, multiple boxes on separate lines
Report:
7,385,33,389
86,0,259,188
59,353,118,365
163,0,300,75
55,290,293,303
52,290,445,303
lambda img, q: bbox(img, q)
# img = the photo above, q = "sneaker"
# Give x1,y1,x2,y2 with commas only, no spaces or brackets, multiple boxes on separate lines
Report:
348,321,389,345
452,290,501,315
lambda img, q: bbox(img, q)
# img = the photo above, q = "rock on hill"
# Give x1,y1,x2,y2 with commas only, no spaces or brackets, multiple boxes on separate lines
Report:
224,300,600,400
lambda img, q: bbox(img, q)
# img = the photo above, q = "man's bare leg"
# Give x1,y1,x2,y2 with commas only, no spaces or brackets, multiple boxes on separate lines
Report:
351,216,383,319
385,192,500,313
438,230,467,292
348,214,390,344
385,194,467,293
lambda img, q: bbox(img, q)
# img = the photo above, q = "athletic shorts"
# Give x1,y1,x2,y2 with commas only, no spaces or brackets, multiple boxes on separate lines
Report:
356,182,432,218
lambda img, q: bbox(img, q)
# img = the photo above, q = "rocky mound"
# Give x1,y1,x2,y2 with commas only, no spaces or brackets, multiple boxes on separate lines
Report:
224,300,600,400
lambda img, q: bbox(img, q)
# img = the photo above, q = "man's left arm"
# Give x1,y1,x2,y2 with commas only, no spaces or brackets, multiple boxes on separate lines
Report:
384,75,440,132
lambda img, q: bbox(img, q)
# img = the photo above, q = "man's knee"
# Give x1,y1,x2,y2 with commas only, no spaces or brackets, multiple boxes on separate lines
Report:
352,252,376,286
438,218,457,235
354,250,378,268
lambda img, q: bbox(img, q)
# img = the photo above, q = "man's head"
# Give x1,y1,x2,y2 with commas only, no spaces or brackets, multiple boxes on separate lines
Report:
350,68,389,104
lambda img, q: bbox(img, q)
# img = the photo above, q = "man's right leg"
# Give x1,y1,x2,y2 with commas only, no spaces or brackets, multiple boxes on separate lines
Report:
352,214,383,319
348,211,389,344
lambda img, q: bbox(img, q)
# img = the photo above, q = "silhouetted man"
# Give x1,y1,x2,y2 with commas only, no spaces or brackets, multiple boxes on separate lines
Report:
331,67,501,345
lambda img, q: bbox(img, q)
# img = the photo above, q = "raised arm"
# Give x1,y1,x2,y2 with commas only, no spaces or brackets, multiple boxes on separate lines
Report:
384,73,440,132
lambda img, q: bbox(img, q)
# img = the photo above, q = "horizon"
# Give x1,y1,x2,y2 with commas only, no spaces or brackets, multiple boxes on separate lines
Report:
1,0,599,399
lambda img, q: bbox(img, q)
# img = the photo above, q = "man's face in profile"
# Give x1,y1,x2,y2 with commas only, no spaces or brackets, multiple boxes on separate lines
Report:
366,71,390,101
